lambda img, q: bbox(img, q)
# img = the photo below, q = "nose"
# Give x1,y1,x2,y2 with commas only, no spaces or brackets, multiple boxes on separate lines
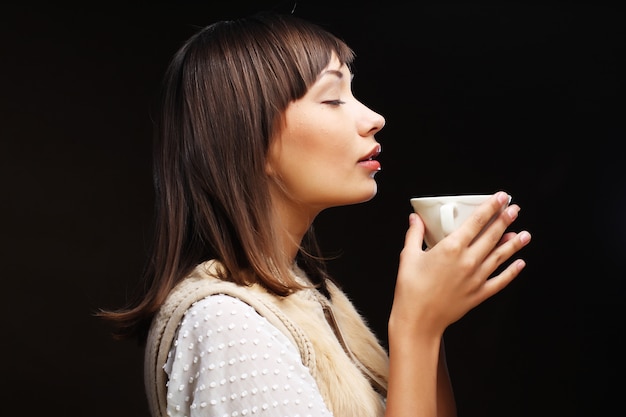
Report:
359,102,385,136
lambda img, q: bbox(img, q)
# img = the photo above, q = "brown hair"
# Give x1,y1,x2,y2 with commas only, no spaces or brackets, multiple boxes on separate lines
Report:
99,12,355,342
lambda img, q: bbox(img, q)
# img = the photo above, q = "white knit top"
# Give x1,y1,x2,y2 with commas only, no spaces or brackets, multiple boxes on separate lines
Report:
164,294,332,416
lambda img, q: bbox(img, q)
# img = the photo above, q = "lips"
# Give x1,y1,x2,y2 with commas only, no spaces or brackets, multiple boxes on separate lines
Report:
357,145,382,174
359,145,382,162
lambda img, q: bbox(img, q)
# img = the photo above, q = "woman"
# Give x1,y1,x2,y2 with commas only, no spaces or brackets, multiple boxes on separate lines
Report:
99,11,531,417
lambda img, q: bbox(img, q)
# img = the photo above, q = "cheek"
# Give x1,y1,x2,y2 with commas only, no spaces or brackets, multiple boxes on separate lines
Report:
288,118,345,163
303,135,352,179
276,104,355,181
299,114,352,156
272,132,346,193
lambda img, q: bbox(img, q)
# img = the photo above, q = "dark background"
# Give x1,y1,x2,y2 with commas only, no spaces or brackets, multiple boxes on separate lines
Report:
2,1,623,416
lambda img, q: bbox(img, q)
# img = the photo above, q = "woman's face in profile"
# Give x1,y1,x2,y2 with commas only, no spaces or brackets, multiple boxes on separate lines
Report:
266,53,385,215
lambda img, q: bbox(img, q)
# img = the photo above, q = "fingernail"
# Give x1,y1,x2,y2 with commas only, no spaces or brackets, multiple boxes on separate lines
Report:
507,206,520,220
497,191,509,204
519,231,531,244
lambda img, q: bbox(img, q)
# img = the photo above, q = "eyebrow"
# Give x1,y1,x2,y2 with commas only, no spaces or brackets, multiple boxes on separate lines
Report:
321,69,344,78
319,69,355,82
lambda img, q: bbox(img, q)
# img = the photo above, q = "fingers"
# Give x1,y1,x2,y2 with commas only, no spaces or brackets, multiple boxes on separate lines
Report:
456,191,512,247
481,258,528,301
452,191,531,302
479,260,525,303
498,231,518,246
472,203,521,254
491,229,531,269
479,230,531,302
458,192,519,251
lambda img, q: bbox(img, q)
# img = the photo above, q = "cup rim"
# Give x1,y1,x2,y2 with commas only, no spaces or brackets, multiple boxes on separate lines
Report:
410,194,492,204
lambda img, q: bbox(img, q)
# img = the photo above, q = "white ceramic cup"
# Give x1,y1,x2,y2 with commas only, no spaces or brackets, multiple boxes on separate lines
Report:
410,194,510,248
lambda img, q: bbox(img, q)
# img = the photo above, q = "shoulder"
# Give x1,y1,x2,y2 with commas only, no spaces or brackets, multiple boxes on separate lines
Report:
178,293,287,340
175,293,293,342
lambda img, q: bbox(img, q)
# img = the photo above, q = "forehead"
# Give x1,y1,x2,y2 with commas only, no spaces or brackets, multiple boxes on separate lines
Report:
322,53,349,74
314,54,351,84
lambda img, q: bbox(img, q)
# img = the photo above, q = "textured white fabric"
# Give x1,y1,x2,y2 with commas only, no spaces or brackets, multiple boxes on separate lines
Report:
164,294,333,417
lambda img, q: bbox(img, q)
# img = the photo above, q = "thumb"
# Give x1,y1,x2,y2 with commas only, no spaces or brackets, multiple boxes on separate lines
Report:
403,212,426,252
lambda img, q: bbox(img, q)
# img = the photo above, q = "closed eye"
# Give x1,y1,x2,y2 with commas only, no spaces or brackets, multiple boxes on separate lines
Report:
322,100,345,106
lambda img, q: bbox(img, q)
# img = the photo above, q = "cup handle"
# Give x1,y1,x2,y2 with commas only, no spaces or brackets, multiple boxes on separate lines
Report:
440,203,456,236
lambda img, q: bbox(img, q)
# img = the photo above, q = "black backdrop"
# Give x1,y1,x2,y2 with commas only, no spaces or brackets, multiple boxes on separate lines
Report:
2,2,623,416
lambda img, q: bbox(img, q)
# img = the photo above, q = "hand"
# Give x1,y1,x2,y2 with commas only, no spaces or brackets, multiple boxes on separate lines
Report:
390,191,531,338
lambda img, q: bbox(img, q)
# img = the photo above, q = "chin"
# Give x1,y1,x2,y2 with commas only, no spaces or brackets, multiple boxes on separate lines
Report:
327,181,378,207
356,183,378,203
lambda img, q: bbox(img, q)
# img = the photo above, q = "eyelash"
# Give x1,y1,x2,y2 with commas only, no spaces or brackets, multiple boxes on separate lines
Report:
323,100,346,106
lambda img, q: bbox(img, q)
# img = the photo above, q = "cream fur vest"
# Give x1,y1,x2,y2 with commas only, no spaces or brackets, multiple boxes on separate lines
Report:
145,260,389,417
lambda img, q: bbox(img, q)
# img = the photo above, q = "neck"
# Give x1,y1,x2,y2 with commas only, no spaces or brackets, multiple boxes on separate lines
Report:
275,208,317,261
270,200,320,263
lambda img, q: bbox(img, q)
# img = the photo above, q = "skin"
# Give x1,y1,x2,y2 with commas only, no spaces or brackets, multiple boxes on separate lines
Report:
266,54,532,417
